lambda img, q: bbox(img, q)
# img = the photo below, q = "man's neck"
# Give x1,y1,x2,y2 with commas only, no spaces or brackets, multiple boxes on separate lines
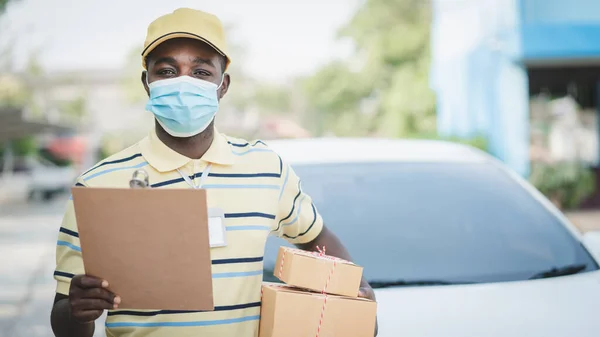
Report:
155,124,215,160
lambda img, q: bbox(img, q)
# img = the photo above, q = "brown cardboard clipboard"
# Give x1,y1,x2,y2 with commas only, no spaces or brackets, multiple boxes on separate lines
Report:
71,186,214,310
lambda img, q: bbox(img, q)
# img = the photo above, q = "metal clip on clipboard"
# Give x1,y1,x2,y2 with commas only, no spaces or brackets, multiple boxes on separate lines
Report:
129,169,150,188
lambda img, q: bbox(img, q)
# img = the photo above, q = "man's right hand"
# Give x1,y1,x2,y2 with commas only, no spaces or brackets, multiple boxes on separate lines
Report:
69,275,120,323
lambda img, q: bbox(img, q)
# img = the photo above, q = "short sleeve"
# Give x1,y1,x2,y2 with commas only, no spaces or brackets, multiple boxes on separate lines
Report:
274,162,324,244
53,180,86,295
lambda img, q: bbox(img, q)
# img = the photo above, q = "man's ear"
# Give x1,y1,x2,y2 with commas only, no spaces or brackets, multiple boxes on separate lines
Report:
141,71,150,96
218,73,231,100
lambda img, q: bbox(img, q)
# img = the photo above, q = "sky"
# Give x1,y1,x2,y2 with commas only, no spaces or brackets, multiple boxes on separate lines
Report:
1,0,361,82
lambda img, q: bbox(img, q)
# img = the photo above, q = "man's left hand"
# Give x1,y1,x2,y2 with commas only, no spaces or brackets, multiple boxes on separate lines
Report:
358,285,378,336
358,286,376,301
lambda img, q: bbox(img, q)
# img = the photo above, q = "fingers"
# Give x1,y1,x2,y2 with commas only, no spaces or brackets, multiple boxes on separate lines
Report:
70,298,113,323
72,298,114,311
80,287,118,304
68,274,122,323
71,309,104,323
358,287,376,301
72,275,107,289
70,275,120,305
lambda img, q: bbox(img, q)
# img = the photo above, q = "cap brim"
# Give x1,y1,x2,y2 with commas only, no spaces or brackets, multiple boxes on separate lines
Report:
142,32,228,69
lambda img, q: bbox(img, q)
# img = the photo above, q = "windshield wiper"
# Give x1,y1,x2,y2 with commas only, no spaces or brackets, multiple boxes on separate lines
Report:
369,279,474,289
528,264,587,280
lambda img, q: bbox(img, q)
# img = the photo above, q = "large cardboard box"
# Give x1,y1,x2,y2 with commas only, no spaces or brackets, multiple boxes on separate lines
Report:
259,283,376,337
274,247,363,297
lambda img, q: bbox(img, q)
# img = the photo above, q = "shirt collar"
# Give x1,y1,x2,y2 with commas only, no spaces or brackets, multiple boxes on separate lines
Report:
140,128,236,173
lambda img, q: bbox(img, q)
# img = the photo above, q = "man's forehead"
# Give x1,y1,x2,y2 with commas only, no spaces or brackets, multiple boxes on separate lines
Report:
152,56,216,69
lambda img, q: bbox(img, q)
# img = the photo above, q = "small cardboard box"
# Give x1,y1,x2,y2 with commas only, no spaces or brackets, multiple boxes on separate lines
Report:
274,247,363,297
259,283,377,337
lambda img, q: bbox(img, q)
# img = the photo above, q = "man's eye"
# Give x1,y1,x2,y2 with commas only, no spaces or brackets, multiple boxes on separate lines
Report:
158,69,176,75
193,70,210,76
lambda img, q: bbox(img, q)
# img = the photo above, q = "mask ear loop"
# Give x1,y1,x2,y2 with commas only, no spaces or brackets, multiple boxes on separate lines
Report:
217,74,226,90
144,71,150,87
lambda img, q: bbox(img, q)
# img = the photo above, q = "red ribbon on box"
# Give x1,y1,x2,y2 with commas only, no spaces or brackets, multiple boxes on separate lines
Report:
277,246,340,337
315,246,336,337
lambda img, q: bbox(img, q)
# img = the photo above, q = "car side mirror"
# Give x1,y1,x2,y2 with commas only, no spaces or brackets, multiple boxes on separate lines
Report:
582,231,600,259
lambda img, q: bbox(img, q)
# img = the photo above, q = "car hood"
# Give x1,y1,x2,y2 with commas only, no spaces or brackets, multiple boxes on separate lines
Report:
374,271,600,337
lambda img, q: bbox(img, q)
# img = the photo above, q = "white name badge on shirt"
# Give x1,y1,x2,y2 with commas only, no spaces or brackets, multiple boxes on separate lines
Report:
208,208,227,248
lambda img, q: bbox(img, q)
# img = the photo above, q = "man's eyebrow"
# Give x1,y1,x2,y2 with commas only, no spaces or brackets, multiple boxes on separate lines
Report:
193,57,215,67
153,57,177,65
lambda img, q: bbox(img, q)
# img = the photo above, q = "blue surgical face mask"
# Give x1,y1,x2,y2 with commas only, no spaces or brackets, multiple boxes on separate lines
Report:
145,75,223,138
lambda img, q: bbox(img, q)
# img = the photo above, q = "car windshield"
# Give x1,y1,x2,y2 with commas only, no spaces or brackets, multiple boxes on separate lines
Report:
263,161,598,285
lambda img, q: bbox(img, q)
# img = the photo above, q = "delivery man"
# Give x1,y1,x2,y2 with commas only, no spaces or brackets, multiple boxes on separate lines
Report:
49,7,376,337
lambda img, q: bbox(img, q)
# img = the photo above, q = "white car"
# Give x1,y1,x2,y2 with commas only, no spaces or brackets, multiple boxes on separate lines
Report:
26,157,77,201
262,138,600,337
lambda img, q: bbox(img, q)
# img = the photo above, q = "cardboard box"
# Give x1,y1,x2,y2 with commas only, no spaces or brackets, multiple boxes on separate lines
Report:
259,283,376,337
274,247,363,297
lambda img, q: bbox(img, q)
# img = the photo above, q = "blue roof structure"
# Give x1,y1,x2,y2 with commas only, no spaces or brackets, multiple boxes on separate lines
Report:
431,0,600,176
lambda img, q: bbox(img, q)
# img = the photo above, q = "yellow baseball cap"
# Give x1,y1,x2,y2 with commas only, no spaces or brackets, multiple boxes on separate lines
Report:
142,8,230,70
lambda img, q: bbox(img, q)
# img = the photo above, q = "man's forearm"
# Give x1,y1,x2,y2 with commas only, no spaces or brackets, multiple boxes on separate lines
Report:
51,298,95,337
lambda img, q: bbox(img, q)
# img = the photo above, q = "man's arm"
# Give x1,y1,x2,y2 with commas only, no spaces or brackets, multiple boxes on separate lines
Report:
274,161,375,294
274,160,377,335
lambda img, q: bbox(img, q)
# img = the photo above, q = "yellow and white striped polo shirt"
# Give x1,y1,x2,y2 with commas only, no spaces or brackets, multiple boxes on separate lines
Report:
54,129,324,337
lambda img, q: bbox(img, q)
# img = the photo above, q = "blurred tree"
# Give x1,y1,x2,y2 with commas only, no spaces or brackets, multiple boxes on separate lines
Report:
252,84,293,115
11,136,36,156
0,2,39,158
0,74,26,106
529,162,595,210
59,95,87,123
219,29,254,113
303,0,435,137
0,0,17,14
0,0,19,68
24,49,44,76
120,47,147,104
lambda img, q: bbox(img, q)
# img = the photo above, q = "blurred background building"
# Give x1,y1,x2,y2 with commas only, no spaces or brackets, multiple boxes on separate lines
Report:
432,0,600,209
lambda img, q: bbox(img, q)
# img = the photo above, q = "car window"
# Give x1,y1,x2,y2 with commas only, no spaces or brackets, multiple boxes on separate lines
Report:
263,162,598,284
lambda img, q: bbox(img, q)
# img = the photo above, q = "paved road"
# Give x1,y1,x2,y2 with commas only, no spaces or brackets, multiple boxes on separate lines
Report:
0,198,105,337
